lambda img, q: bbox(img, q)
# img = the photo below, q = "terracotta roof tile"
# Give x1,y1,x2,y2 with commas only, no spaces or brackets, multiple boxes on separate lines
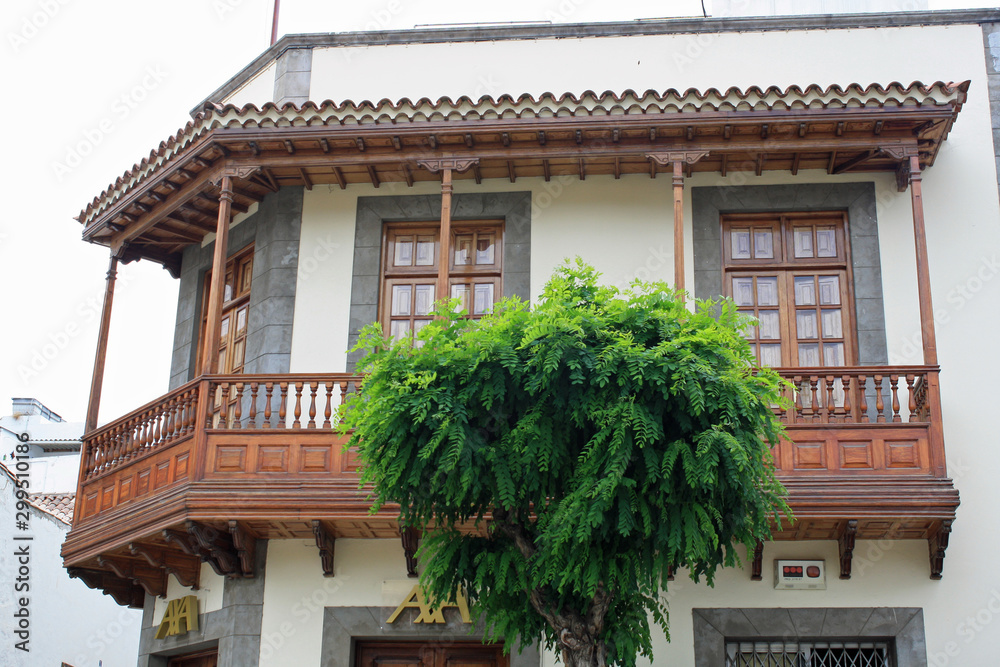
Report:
77,81,970,227
28,493,75,525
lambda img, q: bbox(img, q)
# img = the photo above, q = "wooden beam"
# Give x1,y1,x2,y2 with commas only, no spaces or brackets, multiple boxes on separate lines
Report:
85,254,118,433
332,166,346,190
506,160,516,183
108,168,220,254
201,175,233,375
791,152,801,175
832,149,877,174
298,168,313,190
367,166,380,188
543,159,551,182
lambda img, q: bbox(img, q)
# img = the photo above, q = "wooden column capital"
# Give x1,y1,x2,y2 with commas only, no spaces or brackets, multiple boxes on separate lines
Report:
416,158,480,174
214,165,260,184
645,151,710,166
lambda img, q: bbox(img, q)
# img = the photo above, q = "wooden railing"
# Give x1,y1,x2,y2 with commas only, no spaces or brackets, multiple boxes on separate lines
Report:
80,373,362,482
772,365,937,425
82,381,201,480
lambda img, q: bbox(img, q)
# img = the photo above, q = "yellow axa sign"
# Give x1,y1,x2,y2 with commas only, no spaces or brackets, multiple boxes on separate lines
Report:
387,585,472,624
155,595,200,639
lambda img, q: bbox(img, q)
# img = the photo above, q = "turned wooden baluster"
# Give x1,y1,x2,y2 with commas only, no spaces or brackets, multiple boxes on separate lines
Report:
152,407,162,448
905,374,917,423
220,382,232,428
338,380,350,426
293,382,303,428
248,382,259,429
162,396,173,443
308,382,318,429
186,388,197,434
890,374,902,423
323,381,334,429
823,376,836,424
841,374,852,422
232,382,244,429
874,375,886,423
278,382,288,429
792,376,804,424
263,382,273,429
858,375,869,423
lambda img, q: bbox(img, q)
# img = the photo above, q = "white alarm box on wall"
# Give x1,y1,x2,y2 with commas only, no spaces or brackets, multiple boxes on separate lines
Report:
774,560,827,590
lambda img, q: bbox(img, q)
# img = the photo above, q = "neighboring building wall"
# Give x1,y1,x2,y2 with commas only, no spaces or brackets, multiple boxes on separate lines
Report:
169,187,304,388
0,466,141,667
274,48,312,106
984,22,1000,209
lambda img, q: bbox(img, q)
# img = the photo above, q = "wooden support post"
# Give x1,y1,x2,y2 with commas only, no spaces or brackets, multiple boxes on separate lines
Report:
646,151,709,298
437,168,453,306
201,175,234,376
907,155,938,366
85,254,119,433
415,158,479,309
672,161,685,293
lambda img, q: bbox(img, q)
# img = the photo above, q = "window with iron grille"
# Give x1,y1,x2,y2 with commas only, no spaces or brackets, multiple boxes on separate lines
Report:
725,640,892,667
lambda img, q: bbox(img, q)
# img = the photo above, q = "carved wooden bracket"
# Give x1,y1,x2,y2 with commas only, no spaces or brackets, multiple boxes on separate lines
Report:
401,527,421,578
645,151,710,166
929,519,952,580
163,522,240,578
750,541,765,581
96,554,168,598
312,520,336,578
229,521,257,578
666,565,675,582
213,164,260,185
838,519,858,580
879,144,920,161
416,158,480,174
129,542,200,589
68,567,146,608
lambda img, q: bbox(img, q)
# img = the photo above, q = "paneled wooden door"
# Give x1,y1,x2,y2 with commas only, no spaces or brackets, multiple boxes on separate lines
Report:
166,648,218,667
356,641,508,667
199,245,253,425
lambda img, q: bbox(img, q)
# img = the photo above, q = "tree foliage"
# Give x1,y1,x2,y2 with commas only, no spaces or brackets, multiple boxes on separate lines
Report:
342,260,790,666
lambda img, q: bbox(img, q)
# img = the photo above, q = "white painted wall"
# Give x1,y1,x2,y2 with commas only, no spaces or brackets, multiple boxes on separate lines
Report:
152,562,226,622
0,467,142,667
268,20,1000,667
222,60,277,108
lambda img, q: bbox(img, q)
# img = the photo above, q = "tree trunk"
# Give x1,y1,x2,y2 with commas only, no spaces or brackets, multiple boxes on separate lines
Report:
558,628,608,667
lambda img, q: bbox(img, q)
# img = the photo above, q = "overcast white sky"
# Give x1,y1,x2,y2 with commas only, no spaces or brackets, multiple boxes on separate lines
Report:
0,0,992,425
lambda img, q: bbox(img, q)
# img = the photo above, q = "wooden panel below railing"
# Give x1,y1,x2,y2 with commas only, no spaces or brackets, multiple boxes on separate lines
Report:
776,425,931,475
80,436,194,520
203,431,355,478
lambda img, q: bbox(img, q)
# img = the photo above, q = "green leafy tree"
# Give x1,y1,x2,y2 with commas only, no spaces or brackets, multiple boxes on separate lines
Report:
343,260,790,667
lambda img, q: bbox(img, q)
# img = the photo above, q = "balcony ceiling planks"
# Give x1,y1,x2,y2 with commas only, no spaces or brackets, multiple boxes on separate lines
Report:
75,82,969,274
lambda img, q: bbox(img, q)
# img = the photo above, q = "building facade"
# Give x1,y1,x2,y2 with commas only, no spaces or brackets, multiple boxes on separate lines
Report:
62,8,1000,667
1,398,141,667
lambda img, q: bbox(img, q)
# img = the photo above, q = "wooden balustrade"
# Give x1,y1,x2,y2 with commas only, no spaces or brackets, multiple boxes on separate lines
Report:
80,374,362,482
772,366,938,426
205,374,361,430
82,381,201,481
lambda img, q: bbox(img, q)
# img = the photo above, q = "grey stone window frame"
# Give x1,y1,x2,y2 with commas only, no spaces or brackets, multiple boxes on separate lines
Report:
693,607,928,666
691,183,888,366
347,192,531,369
321,606,540,667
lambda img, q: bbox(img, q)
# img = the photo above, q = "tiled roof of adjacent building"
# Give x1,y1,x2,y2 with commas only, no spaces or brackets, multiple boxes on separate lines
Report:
28,493,75,525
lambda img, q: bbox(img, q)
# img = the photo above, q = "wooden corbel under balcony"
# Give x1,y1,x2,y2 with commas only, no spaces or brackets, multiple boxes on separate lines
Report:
312,520,336,577
401,527,421,578
96,554,168,598
129,542,201,589
838,519,858,580
68,567,146,608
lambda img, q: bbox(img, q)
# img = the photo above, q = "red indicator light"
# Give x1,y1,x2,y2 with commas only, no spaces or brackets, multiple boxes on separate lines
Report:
807,566,821,578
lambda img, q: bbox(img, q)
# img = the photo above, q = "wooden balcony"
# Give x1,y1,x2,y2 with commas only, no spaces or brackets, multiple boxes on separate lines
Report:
62,366,958,605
